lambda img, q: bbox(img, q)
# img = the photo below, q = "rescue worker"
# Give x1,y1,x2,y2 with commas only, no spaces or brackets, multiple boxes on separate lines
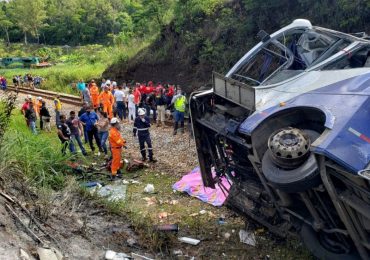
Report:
109,117,126,180
54,95,62,126
99,86,114,119
133,108,157,162
35,97,43,130
90,82,100,109
171,88,187,135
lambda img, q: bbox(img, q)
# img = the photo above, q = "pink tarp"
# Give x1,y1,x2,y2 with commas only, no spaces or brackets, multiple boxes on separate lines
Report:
172,167,231,206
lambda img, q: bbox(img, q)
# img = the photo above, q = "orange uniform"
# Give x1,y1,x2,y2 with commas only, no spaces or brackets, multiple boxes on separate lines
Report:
109,127,126,176
35,100,42,115
99,91,114,118
90,84,100,108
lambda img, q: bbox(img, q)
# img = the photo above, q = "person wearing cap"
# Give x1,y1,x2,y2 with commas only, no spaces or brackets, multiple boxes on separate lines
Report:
89,81,100,109
99,85,114,119
109,117,126,179
133,108,156,162
54,95,62,126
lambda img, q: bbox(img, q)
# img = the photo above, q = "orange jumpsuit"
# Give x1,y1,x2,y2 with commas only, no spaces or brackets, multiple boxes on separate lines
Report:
99,91,114,118
35,100,42,116
109,127,126,176
90,84,100,108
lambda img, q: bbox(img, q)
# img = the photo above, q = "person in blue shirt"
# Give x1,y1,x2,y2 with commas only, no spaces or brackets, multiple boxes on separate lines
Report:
79,106,103,155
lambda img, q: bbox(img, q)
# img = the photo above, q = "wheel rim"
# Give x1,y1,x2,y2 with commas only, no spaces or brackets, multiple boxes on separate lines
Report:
268,127,311,169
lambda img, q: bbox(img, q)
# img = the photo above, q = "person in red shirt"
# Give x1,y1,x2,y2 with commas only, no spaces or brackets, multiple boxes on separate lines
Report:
21,96,32,126
166,84,175,106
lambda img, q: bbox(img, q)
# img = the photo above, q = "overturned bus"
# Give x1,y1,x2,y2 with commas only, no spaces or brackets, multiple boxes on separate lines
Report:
190,19,370,259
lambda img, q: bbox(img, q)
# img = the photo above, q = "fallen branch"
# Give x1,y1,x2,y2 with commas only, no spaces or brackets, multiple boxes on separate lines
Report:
0,190,14,203
5,203,44,244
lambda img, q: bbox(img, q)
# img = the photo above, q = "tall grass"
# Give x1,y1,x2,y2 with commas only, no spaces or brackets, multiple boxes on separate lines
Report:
0,113,70,189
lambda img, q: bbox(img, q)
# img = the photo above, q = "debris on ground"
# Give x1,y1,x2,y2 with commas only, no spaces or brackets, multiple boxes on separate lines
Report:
173,249,183,256
143,184,155,194
239,229,256,246
90,184,127,201
172,167,231,206
19,248,31,260
105,250,131,260
178,237,201,245
153,224,179,232
37,247,63,260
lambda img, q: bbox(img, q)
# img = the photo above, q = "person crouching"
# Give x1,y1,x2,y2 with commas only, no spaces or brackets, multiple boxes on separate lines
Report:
109,117,126,180
133,108,157,162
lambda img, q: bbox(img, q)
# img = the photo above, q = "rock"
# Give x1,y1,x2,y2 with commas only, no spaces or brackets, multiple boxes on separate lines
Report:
127,238,136,246
199,210,206,215
173,249,183,256
37,247,60,260
239,229,256,246
105,250,117,259
19,248,31,260
143,184,155,193
224,232,231,240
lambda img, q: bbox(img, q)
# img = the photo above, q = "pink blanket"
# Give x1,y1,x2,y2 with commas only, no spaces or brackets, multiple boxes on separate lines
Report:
172,167,231,206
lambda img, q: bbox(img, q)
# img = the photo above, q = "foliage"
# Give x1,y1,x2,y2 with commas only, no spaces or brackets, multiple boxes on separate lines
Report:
0,113,70,190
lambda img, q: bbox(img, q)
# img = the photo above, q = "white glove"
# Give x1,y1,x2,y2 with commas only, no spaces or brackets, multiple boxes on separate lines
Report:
141,118,146,122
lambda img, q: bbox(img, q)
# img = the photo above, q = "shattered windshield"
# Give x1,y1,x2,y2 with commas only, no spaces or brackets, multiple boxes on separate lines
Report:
230,29,352,86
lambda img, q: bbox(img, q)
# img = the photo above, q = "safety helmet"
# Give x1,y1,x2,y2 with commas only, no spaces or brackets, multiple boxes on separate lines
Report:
36,96,42,100
27,94,32,99
138,108,146,116
106,80,111,85
110,117,119,124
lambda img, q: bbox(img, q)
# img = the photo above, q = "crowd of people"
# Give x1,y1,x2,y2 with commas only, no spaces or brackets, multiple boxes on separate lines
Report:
20,78,189,180
13,74,44,89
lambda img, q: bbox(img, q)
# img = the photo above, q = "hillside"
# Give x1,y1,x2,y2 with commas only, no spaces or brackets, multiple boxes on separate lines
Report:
104,0,370,92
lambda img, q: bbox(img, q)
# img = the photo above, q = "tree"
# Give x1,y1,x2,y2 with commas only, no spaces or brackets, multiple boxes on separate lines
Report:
0,5,13,45
10,0,46,44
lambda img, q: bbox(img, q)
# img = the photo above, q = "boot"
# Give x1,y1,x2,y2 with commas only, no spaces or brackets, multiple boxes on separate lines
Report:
141,150,146,161
173,122,178,136
149,157,157,163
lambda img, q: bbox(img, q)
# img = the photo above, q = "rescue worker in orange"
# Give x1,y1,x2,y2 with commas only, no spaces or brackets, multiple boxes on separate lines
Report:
99,86,114,119
35,97,43,130
90,81,100,109
109,117,126,180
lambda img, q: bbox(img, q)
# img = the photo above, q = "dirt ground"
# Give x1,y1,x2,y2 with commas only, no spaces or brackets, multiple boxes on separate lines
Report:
0,92,312,259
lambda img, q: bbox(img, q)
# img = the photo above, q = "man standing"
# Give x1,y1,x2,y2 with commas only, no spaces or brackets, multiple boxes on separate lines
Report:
54,95,62,126
109,117,126,180
57,114,75,155
79,106,103,155
39,101,51,132
99,86,114,119
78,102,89,143
114,85,126,121
25,102,37,135
171,88,187,135
66,111,87,156
133,108,156,162
155,88,167,127
81,85,91,105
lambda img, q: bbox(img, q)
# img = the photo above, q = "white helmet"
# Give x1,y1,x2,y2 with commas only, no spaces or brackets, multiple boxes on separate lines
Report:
36,96,42,100
106,80,111,85
138,108,146,116
27,94,32,99
110,117,119,124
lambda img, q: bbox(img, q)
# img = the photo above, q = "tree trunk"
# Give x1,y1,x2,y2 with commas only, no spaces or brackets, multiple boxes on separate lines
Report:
5,28,9,46
24,32,27,45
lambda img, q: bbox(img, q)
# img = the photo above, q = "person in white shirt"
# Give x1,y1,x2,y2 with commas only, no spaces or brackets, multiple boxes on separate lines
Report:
114,85,126,121
127,89,136,123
